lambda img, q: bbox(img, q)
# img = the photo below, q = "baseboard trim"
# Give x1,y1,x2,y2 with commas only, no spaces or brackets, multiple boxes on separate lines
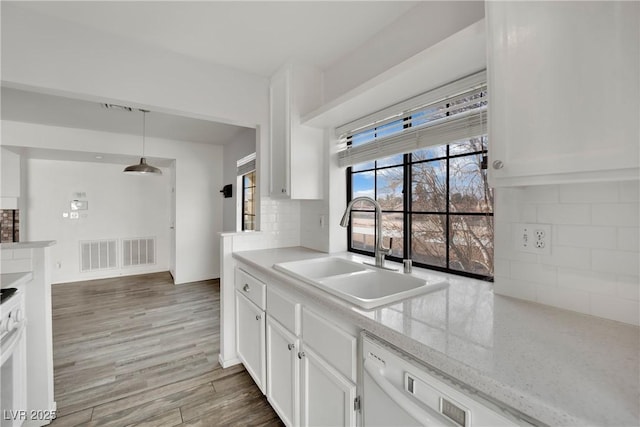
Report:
218,353,241,368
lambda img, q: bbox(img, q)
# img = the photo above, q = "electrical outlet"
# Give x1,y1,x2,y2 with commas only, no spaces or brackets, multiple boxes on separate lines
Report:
514,223,551,254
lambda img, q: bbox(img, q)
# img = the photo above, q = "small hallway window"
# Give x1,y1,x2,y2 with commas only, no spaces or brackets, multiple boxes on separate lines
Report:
242,171,256,231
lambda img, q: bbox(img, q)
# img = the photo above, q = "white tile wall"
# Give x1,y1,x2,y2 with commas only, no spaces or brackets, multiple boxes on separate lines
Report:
494,181,640,325
300,200,330,252
232,197,301,252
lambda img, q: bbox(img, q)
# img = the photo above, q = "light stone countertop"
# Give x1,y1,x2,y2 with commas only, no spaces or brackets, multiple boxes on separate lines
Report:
0,240,56,249
0,272,33,289
233,247,640,427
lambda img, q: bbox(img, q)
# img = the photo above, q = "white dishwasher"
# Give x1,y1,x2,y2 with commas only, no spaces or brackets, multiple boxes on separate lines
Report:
362,333,535,427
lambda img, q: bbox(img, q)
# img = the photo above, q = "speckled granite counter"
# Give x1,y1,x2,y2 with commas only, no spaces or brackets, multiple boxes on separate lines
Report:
233,247,639,426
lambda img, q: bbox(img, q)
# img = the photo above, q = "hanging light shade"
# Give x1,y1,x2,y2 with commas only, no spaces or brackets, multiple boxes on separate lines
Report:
124,110,162,175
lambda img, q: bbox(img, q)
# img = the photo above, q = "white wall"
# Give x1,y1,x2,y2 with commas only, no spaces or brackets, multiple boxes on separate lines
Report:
25,159,170,284
1,147,20,198
300,129,344,253
494,181,640,325
322,1,484,103
2,120,224,284
1,3,272,204
154,137,224,284
1,3,267,130
222,128,256,232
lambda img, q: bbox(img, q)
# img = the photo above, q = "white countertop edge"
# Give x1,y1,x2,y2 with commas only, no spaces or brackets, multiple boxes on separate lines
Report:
0,240,56,249
1,272,33,289
232,248,591,427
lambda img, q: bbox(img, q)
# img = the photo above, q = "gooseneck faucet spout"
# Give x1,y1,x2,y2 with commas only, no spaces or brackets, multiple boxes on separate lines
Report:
340,196,392,269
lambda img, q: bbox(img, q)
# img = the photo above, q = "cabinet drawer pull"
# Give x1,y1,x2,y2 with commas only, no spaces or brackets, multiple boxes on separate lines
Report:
243,284,250,292
288,343,295,351
297,351,305,359
492,160,504,170
255,314,262,321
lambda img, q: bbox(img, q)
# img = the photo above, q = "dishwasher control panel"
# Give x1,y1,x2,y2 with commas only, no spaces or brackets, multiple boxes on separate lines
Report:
363,333,531,427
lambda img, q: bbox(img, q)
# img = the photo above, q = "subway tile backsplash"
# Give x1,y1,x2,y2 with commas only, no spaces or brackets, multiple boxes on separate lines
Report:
494,180,640,325
232,197,301,252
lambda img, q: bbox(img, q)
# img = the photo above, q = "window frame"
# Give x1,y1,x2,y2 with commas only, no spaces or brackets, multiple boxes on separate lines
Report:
241,170,256,231
346,140,493,281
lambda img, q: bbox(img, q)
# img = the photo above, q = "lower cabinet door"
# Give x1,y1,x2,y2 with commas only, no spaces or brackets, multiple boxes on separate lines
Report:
300,346,357,427
235,290,266,393
266,315,299,426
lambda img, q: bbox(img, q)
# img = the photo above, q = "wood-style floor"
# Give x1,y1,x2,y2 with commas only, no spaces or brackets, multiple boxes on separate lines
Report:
49,272,282,426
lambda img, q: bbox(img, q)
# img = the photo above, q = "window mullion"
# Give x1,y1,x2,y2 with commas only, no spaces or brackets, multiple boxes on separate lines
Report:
404,153,411,261
346,167,353,252
445,144,450,271
373,162,378,255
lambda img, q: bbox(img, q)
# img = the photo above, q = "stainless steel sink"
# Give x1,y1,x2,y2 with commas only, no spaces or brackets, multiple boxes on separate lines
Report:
273,257,448,310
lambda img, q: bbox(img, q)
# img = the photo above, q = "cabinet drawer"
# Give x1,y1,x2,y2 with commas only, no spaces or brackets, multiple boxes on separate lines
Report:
235,268,266,310
302,308,357,382
267,285,300,335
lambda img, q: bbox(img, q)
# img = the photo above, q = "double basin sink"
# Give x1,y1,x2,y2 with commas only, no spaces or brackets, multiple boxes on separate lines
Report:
273,257,448,310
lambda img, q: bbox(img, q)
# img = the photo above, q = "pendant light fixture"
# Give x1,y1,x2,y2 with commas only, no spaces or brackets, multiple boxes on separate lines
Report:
123,109,162,175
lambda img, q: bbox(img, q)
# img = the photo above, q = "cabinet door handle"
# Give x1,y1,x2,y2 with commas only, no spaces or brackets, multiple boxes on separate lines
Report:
243,284,250,292
255,314,262,321
492,160,504,170
297,351,305,359
288,343,295,351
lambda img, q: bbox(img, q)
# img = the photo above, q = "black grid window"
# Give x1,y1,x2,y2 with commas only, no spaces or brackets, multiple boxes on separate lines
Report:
346,137,494,280
242,171,256,231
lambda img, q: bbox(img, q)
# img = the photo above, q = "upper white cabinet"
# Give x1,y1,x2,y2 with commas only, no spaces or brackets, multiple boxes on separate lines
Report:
486,1,639,186
269,62,324,199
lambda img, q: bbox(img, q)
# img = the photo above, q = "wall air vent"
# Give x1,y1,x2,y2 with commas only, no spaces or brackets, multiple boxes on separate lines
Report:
122,237,156,267
80,239,117,272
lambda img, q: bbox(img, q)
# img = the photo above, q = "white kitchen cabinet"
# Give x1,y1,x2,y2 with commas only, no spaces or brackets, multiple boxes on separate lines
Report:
301,307,357,382
235,268,267,392
269,62,324,199
299,307,358,426
266,315,299,426
235,291,266,393
235,261,359,426
300,345,357,427
486,1,639,186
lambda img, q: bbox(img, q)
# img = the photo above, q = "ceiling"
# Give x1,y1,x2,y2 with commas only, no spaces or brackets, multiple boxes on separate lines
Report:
1,1,421,161
2,87,250,145
11,1,419,77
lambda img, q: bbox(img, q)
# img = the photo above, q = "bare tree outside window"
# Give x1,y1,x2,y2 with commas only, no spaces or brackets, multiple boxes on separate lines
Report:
347,137,493,280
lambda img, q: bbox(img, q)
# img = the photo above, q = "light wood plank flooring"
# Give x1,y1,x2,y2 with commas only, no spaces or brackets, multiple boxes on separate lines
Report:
49,272,282,426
